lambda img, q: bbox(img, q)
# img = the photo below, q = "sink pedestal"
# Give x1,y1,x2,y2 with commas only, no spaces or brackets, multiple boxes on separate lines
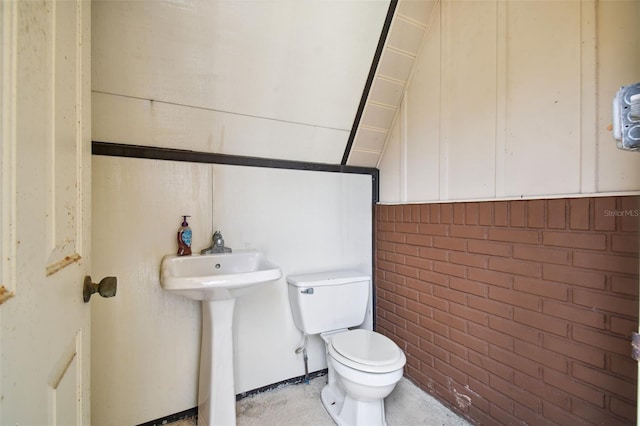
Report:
198,299,237,426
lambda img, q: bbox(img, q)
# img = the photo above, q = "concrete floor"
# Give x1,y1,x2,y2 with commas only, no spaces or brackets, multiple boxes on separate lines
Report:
169,375,470,426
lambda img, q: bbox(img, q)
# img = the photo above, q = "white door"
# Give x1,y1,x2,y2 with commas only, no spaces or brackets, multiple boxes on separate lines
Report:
1,0,92,424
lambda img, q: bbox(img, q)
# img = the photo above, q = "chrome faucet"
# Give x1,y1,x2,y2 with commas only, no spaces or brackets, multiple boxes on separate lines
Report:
201,230,232,254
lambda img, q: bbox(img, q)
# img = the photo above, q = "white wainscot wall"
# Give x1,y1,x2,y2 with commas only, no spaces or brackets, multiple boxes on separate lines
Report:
91,156,372,425
379,0,640,204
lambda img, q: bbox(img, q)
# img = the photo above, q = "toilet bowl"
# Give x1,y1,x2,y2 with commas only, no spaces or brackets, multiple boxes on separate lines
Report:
286,270,407,426
320,329,406,426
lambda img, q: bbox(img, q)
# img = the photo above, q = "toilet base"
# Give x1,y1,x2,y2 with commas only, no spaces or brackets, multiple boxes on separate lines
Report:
321,383,387,426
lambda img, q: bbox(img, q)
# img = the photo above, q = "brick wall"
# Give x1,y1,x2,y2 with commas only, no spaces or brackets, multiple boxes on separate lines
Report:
375,196,639,425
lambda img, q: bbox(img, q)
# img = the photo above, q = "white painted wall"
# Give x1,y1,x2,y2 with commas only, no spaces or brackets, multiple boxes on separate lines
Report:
91,2,378,423
92,157,372,425
379,0,640,203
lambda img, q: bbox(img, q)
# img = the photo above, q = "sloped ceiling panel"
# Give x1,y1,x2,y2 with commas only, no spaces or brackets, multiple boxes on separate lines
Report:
92,0,390,164
347,0,437,168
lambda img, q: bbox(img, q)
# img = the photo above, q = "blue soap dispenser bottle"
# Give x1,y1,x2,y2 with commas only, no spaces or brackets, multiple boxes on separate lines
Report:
177,215,192,256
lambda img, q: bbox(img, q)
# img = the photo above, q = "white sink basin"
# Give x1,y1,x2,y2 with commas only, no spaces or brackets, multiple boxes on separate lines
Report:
160,249,282,301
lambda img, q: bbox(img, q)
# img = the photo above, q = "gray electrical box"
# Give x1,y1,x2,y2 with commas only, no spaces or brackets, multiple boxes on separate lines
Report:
612,82,640,152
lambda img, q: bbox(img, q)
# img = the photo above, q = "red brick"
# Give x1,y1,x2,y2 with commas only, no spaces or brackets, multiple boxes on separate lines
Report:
569,198,591,230
513,245,570,265
468,377,514,412
468,350,514,381
542,264,605,289
433,310,466,332
433,286,466,304
450,303,489,326
513,277,568,301
610,353,637,378
547,199,567,229
435,358,467,386
418,291,449,312
572,363,635,399
405,234,432,247
467,240,511,257
528,199,546,228
543,368,605,408
488,228,540,244
469,322,513,350
453,203,465,224
489,286,542,311
542,334,605,367
418,269,449,287
377,221,395,232
514,308,569,337
465,203,479,225
611,275,639,296
510,201,526,227
619,196,639,232
543,400,592,426
451,353,490,384
396,244,420,257
429,204,440,223
433,260,466,278
494,202,509,226
433,236,466,252
468,267,513,288
449,225,487,240
396,305,420,324
396,222,419,234
514,340,568,372
489,316,542,344
405,256,433,272
611,234,639,254
489,257,542,278
514,402,556,426
610,316,636,336
434,335,467,359
450,277,486,297
410,204,421,223
419,204,430,223
513,371,570,411
467,295,513,319
402,205,412,222
490,374,539,411
489,345,541,378
573,251,638,275
450,328,489,355
418,223,448,236
407,321,434,343
478,203,493,225
573,289,637,317
450,252,489,269
418,246,448,261
395,264,419,279
573,326,630,356
610,396,636,422
542,231,606,250
542,300,605,329
440,204,454,224
420,336,450,361
594,197,617,231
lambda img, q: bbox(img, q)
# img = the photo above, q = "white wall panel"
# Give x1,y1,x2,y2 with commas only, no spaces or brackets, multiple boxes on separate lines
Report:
379,0,640,204
92,92,349,163
91,156,372,424
503,0,582,197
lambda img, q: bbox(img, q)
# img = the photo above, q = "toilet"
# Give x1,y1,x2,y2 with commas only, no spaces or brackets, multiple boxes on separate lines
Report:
287,270,406,426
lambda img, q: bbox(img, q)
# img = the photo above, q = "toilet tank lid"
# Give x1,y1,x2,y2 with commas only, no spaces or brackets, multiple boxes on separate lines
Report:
286,270,370,287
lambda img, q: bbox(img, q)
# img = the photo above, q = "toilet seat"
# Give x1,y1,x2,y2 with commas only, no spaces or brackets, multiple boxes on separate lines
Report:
328,329,405,374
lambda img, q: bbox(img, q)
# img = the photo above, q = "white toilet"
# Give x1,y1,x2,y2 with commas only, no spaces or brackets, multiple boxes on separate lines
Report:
287,270,406,426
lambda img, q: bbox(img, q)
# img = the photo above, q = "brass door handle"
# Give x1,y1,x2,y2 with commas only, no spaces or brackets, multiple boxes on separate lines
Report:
83,276,117,303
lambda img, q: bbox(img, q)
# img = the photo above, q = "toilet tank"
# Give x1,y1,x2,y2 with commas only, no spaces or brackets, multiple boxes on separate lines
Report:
287,270,370,335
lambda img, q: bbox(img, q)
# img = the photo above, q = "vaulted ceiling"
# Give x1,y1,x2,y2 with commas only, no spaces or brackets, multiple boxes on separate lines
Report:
92,0,435,168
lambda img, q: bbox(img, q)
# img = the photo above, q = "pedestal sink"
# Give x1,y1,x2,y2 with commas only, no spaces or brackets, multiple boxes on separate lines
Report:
160,250,282,426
